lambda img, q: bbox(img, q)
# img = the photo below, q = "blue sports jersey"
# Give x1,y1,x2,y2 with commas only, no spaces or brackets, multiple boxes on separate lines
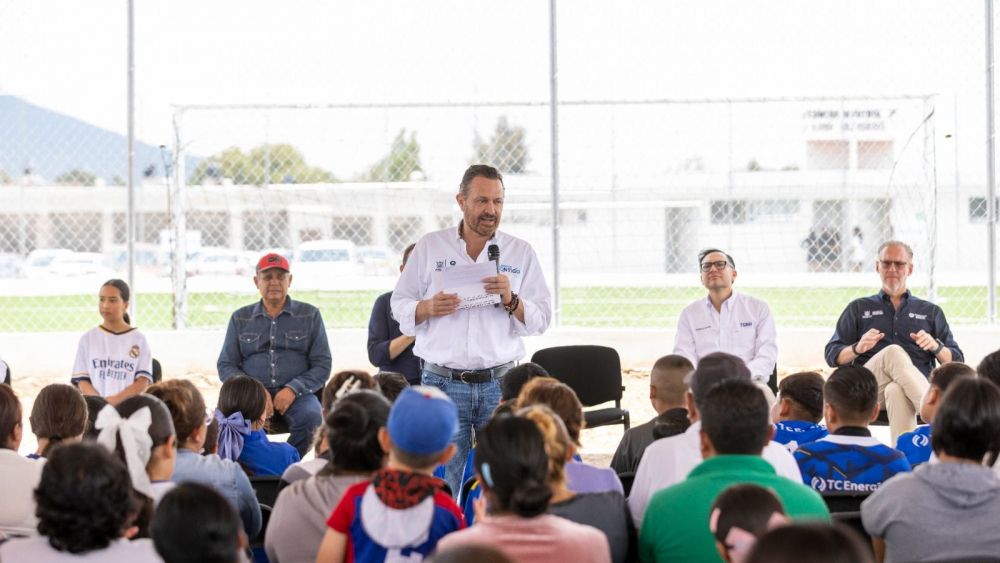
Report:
774,420,828,451
895,425,932,467
794,429,911,494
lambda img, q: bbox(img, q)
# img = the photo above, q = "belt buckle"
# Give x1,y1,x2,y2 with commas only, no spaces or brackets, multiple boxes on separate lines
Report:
458,370,477,384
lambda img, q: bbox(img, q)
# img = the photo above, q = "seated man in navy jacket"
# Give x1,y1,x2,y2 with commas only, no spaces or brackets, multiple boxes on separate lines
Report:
367,243,421,384
825,240,962,442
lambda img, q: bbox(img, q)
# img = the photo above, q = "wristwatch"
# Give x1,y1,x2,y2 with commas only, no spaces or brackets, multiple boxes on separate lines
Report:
931,339,945,355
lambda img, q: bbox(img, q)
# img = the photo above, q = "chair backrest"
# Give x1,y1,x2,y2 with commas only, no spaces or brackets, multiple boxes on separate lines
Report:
616,471,635,498
530,345,622,406
152,358,162,383
821,491,870,514
2,361,9,386
249,475,282,508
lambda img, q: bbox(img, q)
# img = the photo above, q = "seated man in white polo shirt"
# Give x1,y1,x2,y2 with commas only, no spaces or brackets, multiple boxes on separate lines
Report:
673,248,777,401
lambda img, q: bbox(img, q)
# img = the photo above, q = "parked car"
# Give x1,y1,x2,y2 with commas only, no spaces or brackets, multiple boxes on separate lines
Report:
187,248,252,277
31,251,116,279
0,253,23,278
22,248,75,278
293,239,363,286
356,245,399,276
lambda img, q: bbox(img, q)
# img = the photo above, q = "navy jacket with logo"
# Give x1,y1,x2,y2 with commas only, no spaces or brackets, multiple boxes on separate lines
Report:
825,290,962,377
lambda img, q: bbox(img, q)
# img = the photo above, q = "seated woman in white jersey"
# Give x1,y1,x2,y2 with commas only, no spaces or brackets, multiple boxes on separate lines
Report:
72,279,154,405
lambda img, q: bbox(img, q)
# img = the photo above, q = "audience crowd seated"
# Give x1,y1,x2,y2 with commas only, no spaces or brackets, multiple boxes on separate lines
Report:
770,371,827,451
628,352,801,527
518,377,623,495
794,365,911,493
0,442,161,561
862,377,1000,562
315,386,464,562
638,378,829,562
521,404,633,563
147,379,262,539
216,375,300,476
436,414,612,563
610,354,691,474
7,281,1000,562
266,390,390,563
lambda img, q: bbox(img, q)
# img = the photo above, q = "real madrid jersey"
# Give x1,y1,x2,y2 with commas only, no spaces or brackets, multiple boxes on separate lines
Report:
72,326,153,397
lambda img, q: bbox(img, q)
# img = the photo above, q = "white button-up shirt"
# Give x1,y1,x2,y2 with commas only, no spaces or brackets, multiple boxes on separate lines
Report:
627,420,802,528
391,225,552,370
673,291,778,383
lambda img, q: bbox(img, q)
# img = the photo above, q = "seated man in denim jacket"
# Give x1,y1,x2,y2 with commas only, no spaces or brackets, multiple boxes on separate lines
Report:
218,253,332,457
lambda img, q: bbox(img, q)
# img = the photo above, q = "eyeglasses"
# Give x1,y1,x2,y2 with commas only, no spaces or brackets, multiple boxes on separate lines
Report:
879,260,909,271
700,261,731,272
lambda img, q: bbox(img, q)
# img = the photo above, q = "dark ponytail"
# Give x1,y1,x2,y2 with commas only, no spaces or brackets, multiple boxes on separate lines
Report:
474,415,552,517
321,390,390,476
102,279,132,325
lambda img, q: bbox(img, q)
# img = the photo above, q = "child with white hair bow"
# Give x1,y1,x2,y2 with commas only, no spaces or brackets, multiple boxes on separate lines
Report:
95,394,177,520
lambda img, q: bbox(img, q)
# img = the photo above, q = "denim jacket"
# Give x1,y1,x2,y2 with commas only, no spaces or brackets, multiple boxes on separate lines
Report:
217,297,332,396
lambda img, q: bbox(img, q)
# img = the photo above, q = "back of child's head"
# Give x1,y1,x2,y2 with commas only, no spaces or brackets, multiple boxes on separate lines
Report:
152,482,243,563
374,372,409,404
475,414,552,518
30,383,88,457
95,394,176,502
688,352,752,410
709,484,788,563
501,362,549,401
36,442,133,554
929,362,976,391
745,523,874,563
701,379,771,455
322,370,377,412
0,383,21,450
83,395,109,441
977,348,1000,388
322,389,390,475
823,365,878,424
148,379,207,445
932,377,1000,465
387,386,458,470
650,354,693,405
215,376,267,462
516,377,584,446
517,404,573,488
217,375,267,421
776,371,825,423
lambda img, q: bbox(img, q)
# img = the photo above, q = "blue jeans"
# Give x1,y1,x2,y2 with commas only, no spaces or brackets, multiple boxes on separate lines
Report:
422,369,504,497
269,388,322,458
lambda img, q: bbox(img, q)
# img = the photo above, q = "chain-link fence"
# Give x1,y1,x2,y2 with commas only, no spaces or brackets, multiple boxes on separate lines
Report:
0,2,994,333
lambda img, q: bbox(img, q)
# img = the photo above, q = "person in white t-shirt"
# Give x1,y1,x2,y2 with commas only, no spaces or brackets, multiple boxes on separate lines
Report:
72,279,153,405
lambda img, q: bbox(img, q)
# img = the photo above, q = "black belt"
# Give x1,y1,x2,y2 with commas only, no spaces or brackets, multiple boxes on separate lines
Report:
423,361,514,384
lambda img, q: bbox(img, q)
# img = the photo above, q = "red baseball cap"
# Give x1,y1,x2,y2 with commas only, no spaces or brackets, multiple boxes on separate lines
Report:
256,253,290,273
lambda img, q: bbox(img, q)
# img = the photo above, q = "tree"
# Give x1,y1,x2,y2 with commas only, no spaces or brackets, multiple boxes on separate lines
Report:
55,169,97,186
473,116,530,174
365,129,423,182
189,143,336,186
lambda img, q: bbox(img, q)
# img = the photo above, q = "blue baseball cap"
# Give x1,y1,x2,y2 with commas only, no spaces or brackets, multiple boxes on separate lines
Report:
387,386,458,456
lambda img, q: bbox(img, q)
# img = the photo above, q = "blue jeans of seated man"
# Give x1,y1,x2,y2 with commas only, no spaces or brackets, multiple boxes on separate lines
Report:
268,388,322,458
422,369,504,498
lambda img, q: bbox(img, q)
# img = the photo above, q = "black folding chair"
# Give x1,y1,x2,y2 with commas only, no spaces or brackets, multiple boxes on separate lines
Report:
151,358,162,383
530,345,630,432
249,474,283,508
2,363,9,386
821,491,873,553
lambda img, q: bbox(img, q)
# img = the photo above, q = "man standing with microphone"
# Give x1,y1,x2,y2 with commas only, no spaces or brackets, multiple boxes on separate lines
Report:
392,164,552,496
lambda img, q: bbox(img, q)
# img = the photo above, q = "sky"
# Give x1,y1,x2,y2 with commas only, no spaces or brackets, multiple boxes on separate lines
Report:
0,1,990,184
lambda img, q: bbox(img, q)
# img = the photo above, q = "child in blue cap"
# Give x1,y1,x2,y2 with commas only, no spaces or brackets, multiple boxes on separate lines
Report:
316,386,465,563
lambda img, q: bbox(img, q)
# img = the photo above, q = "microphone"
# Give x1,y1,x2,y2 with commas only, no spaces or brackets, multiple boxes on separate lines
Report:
488,244,500,307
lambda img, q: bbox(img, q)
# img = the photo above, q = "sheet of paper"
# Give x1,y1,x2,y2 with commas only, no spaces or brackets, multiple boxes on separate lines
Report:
431,261,502,310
